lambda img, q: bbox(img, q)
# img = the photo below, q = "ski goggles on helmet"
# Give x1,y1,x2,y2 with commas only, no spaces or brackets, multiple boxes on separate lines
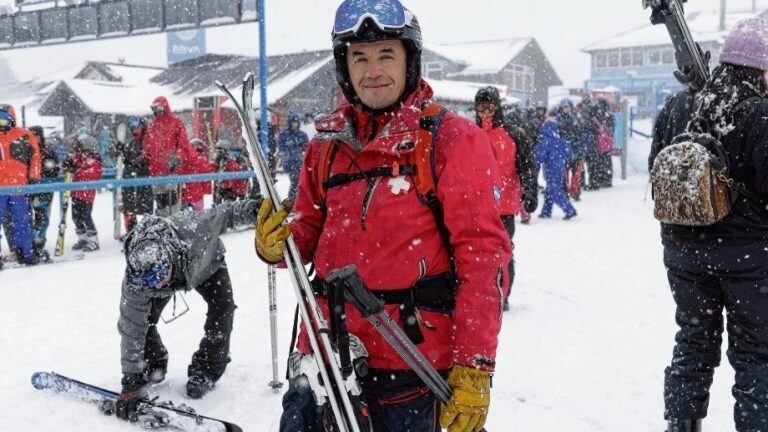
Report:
0,111,13,129
131,265,172,288
333,0,407,38
128,117,143,130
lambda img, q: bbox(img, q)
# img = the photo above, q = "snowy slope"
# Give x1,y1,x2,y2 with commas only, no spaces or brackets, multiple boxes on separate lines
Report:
0,167,739,431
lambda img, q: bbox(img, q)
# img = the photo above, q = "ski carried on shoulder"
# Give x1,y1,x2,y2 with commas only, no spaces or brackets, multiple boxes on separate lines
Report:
2,253,84,270
31,372,242,432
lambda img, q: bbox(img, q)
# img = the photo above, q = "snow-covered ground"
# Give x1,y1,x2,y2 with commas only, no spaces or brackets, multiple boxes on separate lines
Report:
1,155,739,431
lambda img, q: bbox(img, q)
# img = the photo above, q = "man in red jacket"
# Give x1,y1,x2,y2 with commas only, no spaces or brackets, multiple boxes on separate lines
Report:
255,2,511,431
474,87,539,311
143,96,195,216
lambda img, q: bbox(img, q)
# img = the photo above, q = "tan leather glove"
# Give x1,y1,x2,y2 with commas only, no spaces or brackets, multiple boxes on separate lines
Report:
440,365,491,432
255,199,291,264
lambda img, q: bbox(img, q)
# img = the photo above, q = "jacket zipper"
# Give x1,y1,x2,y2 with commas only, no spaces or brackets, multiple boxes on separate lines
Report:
361,177,382,231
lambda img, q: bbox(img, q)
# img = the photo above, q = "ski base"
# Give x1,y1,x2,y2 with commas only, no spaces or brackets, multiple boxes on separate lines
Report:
31,371,242,432
2,253,84,270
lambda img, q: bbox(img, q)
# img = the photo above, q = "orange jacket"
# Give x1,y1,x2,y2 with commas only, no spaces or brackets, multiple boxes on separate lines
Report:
0,121,41,187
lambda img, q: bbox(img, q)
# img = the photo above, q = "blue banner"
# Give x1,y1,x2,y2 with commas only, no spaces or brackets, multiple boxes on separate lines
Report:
167,28,206,64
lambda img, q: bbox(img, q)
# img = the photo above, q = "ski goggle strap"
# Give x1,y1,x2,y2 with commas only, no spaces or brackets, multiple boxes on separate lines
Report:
131,265,171,288
333,0,407,37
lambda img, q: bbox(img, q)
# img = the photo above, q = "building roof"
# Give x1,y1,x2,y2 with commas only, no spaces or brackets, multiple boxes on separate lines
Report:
426,78,519,105
38,52,336,116
151,51,333,98
426,38,532,76
583,8,768,52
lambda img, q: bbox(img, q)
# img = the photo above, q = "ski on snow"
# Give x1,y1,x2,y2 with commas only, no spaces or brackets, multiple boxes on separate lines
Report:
1,253,84,270
31,371,242,432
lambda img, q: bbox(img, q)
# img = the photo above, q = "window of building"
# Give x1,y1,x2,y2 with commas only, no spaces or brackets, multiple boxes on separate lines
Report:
662,48,674,64
621,49,632,67
632,49,644,66
649,49,661,65
608,50,620,67
506,64,535,92
424,61,443,80
596,53,607,68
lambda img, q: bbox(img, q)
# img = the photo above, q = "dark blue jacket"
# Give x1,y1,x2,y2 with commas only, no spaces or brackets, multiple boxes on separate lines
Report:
535,118,572,182
278,127,309,172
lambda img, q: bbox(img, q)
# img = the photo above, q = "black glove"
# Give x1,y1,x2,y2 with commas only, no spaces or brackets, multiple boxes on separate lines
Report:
116,373,147,421
167,154,181,173
10,137,33,165
62,157,75,173
522,191,538,214
115,391,142,421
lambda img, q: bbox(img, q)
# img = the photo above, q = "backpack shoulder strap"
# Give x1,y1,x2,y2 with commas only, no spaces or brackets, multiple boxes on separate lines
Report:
314,140,337,205
412,104,456,270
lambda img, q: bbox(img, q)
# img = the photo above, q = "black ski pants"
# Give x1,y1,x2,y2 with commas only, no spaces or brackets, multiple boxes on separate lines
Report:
145,266,237,382
280,369,442,432
663,238,768,430
501,215,516,296
72,198,96,237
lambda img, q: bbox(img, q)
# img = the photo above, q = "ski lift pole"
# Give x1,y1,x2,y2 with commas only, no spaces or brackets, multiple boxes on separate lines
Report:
258,0,270,167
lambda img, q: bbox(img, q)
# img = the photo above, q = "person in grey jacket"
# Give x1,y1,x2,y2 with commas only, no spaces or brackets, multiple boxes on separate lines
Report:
115,198,261,420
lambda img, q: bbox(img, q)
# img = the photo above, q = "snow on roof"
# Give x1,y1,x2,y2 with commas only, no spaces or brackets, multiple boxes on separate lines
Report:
583,8,767,51
55,79,187,116
93,63,165,85
426,38,532,76
426,78,519,105
221,55,334,109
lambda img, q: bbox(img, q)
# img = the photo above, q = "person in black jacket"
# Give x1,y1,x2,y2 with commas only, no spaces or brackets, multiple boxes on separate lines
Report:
118,117,154,234
649,18,768,432
29,126,59,261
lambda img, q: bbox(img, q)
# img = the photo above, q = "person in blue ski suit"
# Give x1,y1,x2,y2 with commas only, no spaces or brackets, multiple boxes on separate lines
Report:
277,113,309,199
535,111,577,219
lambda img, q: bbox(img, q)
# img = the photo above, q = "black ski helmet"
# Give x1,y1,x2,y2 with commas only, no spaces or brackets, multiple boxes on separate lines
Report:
332,0,422,107
474,86,501,106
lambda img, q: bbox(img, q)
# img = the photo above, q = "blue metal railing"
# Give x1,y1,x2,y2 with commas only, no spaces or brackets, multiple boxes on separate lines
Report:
0,171,256,196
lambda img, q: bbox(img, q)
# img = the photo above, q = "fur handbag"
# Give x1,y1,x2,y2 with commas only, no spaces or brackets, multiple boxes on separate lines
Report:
651,96,764,226
650,132,732,225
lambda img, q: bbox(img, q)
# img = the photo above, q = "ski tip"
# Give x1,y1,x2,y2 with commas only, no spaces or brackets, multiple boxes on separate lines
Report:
214,79,225,89
31,371,51,390
243,71,255,82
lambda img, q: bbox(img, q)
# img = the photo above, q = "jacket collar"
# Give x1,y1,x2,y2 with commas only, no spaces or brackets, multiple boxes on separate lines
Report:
314,79,434,157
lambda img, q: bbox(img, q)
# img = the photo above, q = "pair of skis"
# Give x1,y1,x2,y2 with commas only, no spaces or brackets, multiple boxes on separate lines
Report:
31,371,241,432
217,74,366,432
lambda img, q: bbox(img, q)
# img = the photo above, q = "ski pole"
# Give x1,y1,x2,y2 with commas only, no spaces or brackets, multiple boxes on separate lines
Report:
215,76,362,432
267,265,283,392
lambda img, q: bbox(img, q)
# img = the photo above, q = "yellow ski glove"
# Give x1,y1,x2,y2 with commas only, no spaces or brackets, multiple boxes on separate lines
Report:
255,199,291,264
440,365,491,432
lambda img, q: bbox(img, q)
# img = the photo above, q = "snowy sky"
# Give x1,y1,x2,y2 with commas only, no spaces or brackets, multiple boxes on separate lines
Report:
0,0,765,87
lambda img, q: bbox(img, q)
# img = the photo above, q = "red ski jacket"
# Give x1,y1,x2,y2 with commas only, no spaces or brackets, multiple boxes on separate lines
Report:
289,80,511,372
182,155,216,204
480,117,522,216
71,153,103,203
0,110,41,187
220,157,248,197
143,97,195,177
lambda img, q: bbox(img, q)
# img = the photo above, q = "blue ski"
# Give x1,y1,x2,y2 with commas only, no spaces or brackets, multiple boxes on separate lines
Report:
31,371,242,432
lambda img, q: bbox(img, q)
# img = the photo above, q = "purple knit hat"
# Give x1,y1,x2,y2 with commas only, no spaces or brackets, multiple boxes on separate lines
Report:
720,17,768,71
